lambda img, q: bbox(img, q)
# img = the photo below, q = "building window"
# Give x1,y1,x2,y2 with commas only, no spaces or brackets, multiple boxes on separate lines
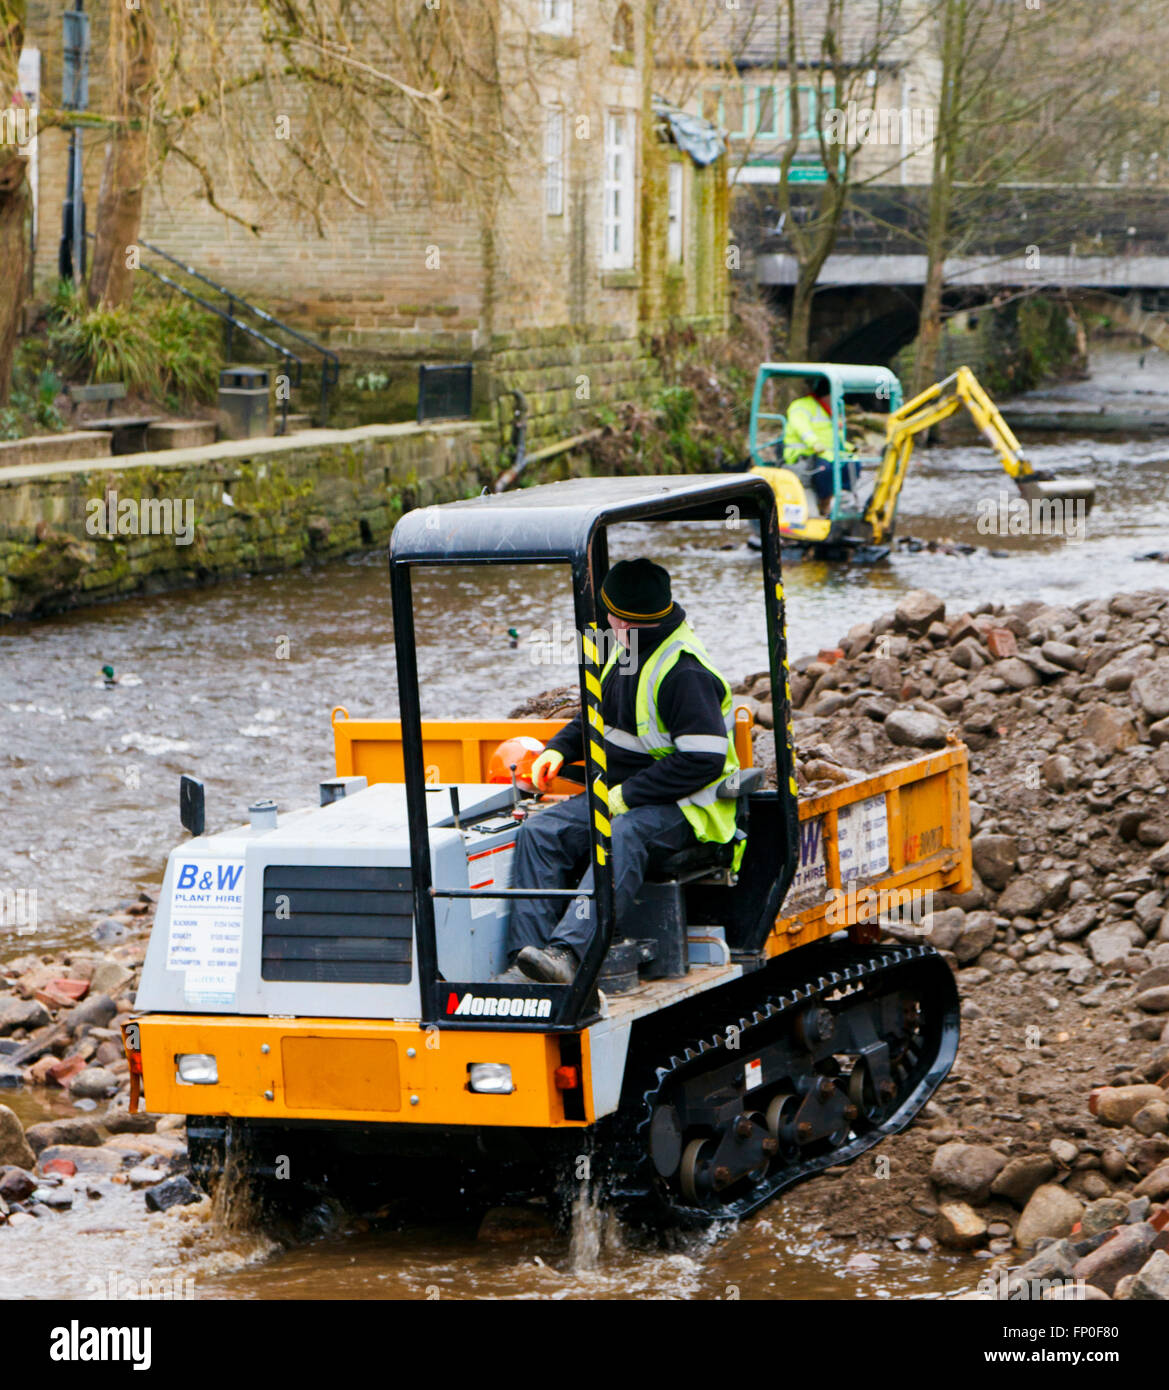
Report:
603,110,636,269
612,2,634,51
539,0,573,36
722,85,746,138
667,163,684,263
544,106,565,216
755,85,777,138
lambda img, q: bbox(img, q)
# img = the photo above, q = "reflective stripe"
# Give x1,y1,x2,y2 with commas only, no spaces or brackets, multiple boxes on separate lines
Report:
674,733,731,754
679,783,722,808
604,727,644,752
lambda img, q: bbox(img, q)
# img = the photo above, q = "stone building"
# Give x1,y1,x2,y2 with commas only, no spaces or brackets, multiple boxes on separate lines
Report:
21,1,730,446
700,0,939,191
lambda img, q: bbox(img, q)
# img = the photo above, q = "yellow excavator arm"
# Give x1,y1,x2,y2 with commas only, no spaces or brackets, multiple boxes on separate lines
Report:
864,366,1096,545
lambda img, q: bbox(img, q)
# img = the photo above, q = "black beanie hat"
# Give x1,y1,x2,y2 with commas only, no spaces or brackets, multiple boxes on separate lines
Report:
600,558,673,623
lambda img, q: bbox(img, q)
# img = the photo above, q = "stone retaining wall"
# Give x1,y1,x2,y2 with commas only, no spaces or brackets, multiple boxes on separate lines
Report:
0,422,484,621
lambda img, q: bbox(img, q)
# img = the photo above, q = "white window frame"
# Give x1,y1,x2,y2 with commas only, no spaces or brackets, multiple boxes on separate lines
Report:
667,162,684,263
544,105,565,216
539,0,573,36
603,110,636,270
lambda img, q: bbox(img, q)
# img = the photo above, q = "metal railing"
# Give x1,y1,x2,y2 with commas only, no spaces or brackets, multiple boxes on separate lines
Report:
84,234,341,430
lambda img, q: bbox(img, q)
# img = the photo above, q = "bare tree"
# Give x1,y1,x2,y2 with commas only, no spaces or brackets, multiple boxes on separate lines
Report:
0,0,29,404
89,1,156,307
912,0,1169,393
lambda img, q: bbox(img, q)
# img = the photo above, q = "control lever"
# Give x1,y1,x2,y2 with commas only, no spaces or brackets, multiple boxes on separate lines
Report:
449,785,461,831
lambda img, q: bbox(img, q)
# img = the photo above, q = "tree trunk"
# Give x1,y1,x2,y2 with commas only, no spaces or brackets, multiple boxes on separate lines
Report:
0,1,28,404
89,3,155,308
912,0,964,396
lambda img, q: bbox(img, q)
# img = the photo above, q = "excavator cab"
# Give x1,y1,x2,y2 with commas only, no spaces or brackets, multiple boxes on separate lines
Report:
747,362,902,558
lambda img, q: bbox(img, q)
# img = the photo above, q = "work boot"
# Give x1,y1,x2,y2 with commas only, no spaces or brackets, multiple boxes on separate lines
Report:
492,960,530,984
516,943,578,985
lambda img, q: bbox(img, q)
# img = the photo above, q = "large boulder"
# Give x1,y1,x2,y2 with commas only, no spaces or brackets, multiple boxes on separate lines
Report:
1053,904,1100,941
1082,703,1139,754
997,876,1047,919
23,1117,102,1155
971,833,1018,892
0,1105,35,1170
953,910,998,963
67,1066,119,1100
894,590,946,635
1073,1223,1156,1296
1129,1250,1169,1301
1016,1183,1084,1249
0,998,51,1036
991,1154,1058,1207
930,1142,1008,1204
884,709,949,749
996,657,1040,690
937,1202,988,1250
65,993,117,1032
1132,662,1169,722
1087,923,1142,968
1093,1084,1167,1127
38,1144,121,1176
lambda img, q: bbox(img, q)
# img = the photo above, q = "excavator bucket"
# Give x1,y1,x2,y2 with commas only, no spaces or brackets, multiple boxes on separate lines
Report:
1015,473,1097,514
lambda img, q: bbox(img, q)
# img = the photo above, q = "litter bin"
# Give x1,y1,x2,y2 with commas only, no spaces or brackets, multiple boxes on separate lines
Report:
218,366,270,439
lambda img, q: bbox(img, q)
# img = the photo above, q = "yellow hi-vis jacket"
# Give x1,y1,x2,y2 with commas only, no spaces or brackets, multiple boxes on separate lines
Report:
783,395,851,470
600,621,742,860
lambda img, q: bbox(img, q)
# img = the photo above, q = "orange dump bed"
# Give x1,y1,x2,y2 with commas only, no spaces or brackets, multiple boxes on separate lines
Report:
331,707,971,960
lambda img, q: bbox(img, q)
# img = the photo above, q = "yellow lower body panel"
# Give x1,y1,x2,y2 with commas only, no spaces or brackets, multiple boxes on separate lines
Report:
138,1014,589,1128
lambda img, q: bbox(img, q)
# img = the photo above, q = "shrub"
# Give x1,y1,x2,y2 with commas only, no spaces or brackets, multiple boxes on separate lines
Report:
47,281,220,404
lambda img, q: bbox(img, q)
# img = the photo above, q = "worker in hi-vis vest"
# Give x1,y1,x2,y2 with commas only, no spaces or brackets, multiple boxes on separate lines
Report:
783,375,859,516
496,558,740,986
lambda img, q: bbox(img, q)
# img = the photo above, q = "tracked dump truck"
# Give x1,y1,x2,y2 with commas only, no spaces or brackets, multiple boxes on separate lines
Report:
124,475,969,1224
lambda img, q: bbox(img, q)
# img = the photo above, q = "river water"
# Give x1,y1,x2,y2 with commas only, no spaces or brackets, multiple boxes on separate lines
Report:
2,345,1168,1298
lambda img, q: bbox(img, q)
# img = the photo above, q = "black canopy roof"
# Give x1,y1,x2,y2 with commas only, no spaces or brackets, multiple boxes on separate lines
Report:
389,473,776,564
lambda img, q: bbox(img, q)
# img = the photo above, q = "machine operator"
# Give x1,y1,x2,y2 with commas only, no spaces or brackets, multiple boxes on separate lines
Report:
784,375,859,516
495,558,740,986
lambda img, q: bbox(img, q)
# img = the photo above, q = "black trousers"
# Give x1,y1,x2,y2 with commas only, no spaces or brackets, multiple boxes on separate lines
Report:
506,795,694,958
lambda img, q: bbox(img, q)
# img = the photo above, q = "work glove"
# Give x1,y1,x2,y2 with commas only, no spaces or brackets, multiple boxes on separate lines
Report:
530,748,564,791
608,784,629,817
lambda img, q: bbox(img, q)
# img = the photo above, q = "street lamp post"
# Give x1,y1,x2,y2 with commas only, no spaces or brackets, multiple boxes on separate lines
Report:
59,0,89,283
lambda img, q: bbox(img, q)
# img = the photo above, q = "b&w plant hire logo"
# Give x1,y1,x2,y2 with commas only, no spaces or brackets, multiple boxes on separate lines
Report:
446,990,552,1018
49,1321,152,1371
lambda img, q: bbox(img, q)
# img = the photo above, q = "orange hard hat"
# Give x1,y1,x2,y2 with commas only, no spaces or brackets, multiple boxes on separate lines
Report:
487,735,545,786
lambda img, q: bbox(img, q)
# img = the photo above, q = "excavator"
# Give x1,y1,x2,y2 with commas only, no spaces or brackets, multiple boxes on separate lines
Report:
748,363,1098,562
123,474,970,1227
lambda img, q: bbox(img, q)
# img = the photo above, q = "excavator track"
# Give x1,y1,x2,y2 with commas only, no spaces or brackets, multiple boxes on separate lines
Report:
603,942,959,1228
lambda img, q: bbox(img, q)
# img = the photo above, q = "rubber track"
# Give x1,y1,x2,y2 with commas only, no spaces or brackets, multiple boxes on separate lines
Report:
610,942,960,1226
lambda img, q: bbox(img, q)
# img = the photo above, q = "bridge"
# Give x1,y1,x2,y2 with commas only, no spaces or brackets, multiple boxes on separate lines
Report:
737,186,1169,362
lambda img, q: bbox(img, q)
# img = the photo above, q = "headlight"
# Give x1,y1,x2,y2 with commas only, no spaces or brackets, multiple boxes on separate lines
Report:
468,1063,514,1094
175,1053,218,1085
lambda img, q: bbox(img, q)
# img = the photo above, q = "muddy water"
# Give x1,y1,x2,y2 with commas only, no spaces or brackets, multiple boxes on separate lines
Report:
2,346,1168,1299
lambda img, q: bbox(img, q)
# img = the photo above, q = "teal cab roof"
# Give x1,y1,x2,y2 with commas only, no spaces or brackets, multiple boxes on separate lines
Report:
757,362,901,397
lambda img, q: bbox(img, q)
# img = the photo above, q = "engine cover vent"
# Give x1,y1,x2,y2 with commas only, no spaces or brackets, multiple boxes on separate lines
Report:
261,865,413,984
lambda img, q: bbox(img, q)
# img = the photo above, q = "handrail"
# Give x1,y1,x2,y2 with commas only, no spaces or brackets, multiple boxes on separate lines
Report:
133,237,341,422
84,233,297,435
84,234,341,424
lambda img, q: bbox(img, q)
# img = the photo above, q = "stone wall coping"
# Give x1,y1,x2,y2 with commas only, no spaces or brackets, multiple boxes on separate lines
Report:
0,420,484,488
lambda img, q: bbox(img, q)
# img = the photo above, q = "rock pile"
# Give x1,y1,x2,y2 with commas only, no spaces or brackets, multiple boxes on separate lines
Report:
762,586,1169,1296
0,892,196,1232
